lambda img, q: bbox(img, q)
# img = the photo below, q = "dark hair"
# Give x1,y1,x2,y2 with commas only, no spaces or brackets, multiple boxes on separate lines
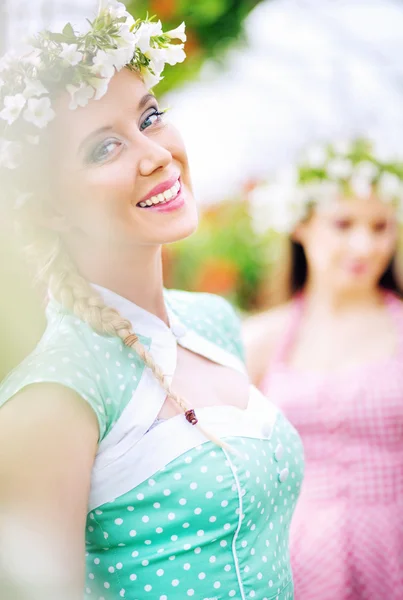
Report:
291,240,402,296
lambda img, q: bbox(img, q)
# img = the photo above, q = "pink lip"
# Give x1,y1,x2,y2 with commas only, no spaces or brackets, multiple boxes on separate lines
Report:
347,263,369,275
138,174,180,205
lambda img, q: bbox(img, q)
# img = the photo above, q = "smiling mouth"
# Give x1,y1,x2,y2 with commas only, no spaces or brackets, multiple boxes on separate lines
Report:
137,180,181,208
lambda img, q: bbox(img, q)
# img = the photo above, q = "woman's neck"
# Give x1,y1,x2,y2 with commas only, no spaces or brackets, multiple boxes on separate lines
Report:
301,280,385,316
67,241,169,324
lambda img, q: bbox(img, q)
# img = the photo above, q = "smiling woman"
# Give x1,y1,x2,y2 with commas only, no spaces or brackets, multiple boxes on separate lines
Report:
0,2,303,600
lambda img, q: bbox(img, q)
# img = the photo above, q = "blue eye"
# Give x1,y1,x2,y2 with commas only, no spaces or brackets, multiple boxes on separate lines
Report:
140,109,165,131
88,139,121,164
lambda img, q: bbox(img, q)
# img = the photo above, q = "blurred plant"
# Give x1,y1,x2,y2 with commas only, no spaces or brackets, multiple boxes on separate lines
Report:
163,198,278,311
126,0,265,93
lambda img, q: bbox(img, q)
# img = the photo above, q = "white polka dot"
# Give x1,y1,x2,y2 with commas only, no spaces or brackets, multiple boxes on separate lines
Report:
172,579,179,587
187,590,194,597
104,583,110,589
148,479,156,486
194,547,201,554
224,564,231,571
114,518,123,525
198,572,206,580
137,493,144,500
220,541,228,547
194,507,202,515
144,585,152,592
94,558,100,565
157,569,164,576
174,473,182,480
221,500,228,507
160,596,167,600
179,498,187,505
209,516,217,523
116,563,123,570
182,522,190,528
89,573,95,579
142,560,149,566
229,591,236,597
209,556,216,563
184,543,191,550
163,489,171,496
168,512,175,520
224,523,231,530
171,535,178,541
216,475,223,483
108,567,115,573
197,530,204,536
184,563,191,570
214,581,221,589
131,551,139,558
127,506,134,511
153,502,161,509
142,516,149,523
200,466,208,473
185,456,192,463
205,491,214,499
190,482,198,490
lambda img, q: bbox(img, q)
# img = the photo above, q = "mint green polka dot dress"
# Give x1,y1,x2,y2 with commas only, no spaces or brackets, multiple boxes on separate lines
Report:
0,287,304,600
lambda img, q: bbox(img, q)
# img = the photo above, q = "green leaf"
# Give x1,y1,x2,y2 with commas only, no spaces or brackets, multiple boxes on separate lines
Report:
62,22,75,38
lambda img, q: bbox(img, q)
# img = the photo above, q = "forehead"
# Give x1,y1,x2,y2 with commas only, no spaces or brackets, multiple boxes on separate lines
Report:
49,69,149,147
317,196,397,221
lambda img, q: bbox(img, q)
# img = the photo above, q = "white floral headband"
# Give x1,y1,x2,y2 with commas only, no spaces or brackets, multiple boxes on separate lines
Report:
0,0,186,175
249,139,403,234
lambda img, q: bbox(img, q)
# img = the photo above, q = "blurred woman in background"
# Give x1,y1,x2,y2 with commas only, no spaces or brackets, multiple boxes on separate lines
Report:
245,138,403,599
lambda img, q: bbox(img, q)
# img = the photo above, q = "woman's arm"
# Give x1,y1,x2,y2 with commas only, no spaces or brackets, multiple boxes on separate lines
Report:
0,383,99,600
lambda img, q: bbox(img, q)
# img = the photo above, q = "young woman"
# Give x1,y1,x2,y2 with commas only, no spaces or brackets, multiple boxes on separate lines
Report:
0,3,303,599
245,139,403,599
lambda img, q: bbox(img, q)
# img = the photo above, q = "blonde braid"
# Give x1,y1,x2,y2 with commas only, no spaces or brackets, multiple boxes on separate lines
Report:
22,225,228,449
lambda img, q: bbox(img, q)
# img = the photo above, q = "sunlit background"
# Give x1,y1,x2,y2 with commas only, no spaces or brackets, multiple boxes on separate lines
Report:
1,0,403,376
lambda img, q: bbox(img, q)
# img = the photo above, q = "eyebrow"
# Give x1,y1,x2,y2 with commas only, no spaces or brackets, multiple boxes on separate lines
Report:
78,93,157,153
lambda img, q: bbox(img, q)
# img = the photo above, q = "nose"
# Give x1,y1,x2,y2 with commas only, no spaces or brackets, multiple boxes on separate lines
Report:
137,134,172,177
349,227,374,257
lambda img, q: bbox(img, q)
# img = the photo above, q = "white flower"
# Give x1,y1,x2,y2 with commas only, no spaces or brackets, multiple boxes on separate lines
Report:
66,83,95,110
350,174,372,199
90,76,111,101
0,138,21,169
377,172,402,200
332,139,352,156
136,21,163,54
22,47,43,68
354,160,379,182
91,50,116,78
0,50,18,73
106,0,128,19
165,22,187,43
0,78,4,88
141,65,162,90
116,23,137,50
59,43,83,67
23,77,48,99
159,44,186,66
23,96,55,129
108,46,135,71
303,144,327,169
326,158,353,180
0,93,26,125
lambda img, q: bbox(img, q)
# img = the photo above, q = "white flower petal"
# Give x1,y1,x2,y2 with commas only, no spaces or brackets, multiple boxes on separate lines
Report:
66,83,95,110
23,97,55,129
165,22,187,43
23,77,48,99
0,94,26,125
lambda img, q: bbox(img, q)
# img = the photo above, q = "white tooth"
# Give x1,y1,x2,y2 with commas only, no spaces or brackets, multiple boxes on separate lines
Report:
152,196,159,204
146,199,153,206
175,181,180,192
157,193,165,202
164,189,173,200
139,202,147,207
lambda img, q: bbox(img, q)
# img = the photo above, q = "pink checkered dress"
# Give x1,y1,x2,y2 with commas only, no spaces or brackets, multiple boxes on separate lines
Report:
261,291,403,599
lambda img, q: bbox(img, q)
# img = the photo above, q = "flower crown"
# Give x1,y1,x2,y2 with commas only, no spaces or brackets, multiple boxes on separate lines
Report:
0,0,186,173
249,138,403,234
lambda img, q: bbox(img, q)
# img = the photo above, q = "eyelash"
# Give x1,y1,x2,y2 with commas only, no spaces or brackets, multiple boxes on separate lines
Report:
87,108,166,164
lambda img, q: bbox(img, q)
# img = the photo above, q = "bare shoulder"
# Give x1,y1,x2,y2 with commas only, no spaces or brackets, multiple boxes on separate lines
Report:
242,302,293,387
0,383,98,598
